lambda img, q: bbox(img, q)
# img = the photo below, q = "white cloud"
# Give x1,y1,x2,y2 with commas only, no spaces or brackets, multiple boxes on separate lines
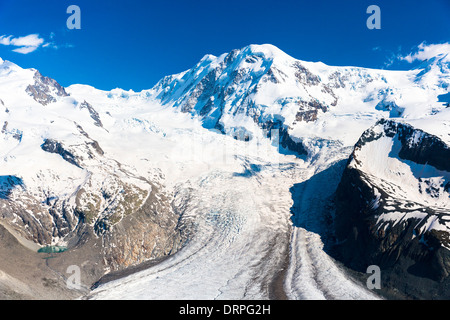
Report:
12,46,40,54
10,34,44,48
401,42,450,63
0,33,45,54
0,35,12,46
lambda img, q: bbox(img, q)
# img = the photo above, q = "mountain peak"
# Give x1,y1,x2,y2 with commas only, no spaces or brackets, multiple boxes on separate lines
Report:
245,43,284,54
239,44,294,62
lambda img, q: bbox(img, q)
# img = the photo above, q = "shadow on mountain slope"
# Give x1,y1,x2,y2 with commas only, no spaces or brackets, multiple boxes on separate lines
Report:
289,159,347,252
0,176,24,200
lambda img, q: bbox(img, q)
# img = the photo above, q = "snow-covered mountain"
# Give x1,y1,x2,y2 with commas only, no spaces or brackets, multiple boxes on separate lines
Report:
0,58,184,292
334,118,450,298
149,44,449,148
0,44,449,299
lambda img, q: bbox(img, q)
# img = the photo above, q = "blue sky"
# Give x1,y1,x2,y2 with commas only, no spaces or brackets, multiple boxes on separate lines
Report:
0,0,449,91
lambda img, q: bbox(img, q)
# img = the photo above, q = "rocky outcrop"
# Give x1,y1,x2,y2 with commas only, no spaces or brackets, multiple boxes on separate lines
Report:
0,98,9,113
260,120,307,156
295,100,328,122
0,175,24,200
292,61,321,86
333,119,450,299
25,70,69,106
79,101,103,128
41,139,81,168
1,121,22,141
101,183,184,270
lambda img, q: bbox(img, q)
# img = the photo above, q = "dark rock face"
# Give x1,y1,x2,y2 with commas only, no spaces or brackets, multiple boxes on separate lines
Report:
260,120,307,156
0,197,55,245
0,175,24,200
1,121,22,141
0,99,9,113
394,129,450,173
295,100,328,122
74,123,105,156
41,139,81,168
328,71,347,89
25,70,69,106
333,119,450,299
100,183,184,270
292,61,320,85
1,121,7,134
79,101,103,127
